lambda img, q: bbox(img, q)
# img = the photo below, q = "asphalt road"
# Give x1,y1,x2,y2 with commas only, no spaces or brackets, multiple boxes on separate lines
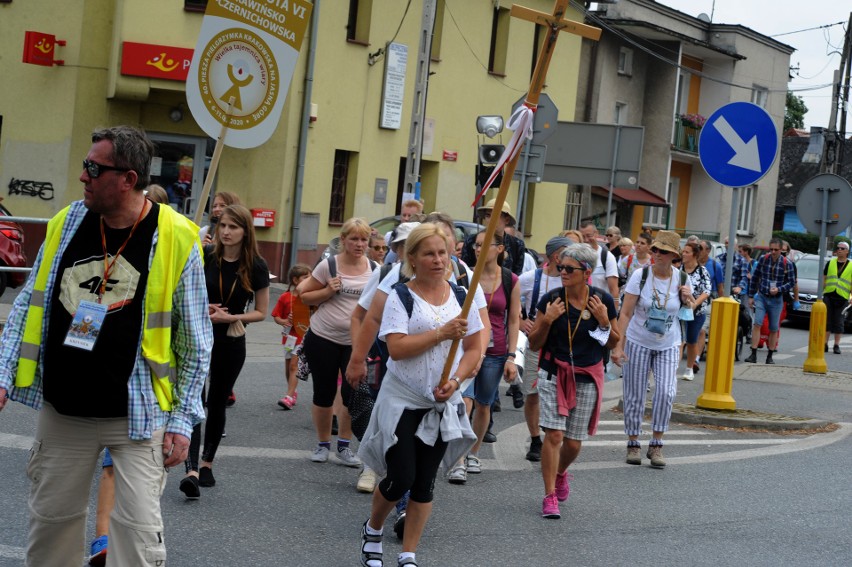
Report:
1,288,851,566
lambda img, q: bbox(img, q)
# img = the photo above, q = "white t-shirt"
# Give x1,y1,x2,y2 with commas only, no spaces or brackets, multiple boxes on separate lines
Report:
367,262,487,311
590,245,618,291
518,268,562,316
379,287,484,400
624,266,689,350
309,257,373,345
522,252,537,274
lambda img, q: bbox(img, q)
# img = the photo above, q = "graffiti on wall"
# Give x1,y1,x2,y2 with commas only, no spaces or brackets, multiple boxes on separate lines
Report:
8,178,54,200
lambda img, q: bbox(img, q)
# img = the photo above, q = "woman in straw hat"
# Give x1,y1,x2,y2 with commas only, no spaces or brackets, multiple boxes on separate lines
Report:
611,230,693,468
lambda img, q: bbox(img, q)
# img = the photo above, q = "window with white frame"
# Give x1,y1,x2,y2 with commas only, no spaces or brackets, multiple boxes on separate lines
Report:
617,47,633,76
751,86,768,108
644,180,673,227
614,102,628,125
737,185,756,235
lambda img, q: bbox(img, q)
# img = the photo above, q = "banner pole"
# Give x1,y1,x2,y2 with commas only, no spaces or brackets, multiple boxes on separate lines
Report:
194,96,235,226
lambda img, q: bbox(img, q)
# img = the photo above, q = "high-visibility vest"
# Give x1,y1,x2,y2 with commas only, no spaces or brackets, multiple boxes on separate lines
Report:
15,203,202,411
824,258,852,300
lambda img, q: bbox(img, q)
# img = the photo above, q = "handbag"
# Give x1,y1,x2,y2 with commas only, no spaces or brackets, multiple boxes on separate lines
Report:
226,319,246,338
644,304,668,335
348,382,377,441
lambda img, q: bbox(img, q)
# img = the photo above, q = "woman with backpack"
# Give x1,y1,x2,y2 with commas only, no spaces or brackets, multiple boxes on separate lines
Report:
679,242,711,381
611,231,693,469
449,228,520,481
298,217,376,467
357,223,482,567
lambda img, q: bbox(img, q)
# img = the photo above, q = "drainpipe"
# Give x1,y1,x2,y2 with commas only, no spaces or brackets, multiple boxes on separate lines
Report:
288,0,319,274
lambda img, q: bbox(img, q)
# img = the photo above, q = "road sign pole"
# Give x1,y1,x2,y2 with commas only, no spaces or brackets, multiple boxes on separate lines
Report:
724,186,739,297
605,125,622,228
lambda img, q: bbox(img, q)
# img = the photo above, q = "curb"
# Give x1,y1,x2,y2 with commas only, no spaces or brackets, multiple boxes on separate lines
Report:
613,399,832,432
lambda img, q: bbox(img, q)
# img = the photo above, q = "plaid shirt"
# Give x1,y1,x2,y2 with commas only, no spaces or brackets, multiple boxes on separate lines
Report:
0,202,212,440
718,251,749,292
749,253,795,298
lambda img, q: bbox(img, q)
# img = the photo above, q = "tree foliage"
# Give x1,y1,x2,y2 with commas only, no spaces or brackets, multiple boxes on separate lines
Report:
784,91,808,131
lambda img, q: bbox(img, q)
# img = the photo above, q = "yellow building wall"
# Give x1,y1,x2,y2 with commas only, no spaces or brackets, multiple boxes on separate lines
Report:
0,0,586,268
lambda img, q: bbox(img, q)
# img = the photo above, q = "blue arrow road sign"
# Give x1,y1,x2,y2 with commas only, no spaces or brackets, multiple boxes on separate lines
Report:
698,102,779,187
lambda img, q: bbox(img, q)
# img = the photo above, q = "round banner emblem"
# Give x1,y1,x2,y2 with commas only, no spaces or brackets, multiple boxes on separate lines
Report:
197,28,279,130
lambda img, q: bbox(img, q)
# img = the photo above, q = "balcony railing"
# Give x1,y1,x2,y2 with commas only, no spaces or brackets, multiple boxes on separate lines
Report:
672,120,701,153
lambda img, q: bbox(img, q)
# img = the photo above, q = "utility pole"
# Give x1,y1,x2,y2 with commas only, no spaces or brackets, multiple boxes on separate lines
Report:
821,12,851,177
402,0,437,203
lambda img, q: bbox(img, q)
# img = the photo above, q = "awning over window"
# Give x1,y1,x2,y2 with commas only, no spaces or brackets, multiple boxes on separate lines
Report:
591,186,669,207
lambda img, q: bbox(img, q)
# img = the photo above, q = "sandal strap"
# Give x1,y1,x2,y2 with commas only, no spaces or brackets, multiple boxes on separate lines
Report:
398,559,418,566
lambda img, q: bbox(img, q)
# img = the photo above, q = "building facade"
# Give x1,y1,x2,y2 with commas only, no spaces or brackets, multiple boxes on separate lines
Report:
0,0,587,274
574,0,794,244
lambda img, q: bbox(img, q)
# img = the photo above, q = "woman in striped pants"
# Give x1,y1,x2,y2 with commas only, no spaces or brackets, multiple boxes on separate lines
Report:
611,231,694,468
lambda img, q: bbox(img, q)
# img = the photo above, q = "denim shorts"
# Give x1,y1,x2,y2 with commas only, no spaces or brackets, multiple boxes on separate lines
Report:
463,354,508,405
753,293,784,332
684,313,706,345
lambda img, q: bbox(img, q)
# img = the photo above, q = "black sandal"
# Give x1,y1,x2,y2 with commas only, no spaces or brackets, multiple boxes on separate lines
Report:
360,520,383,567
398,558,418,566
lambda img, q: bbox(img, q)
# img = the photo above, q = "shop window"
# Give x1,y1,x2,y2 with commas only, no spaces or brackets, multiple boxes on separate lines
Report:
488,5,510,76
329,150,351,225
347,0,373,45
184,0,206,12
737,185,756,235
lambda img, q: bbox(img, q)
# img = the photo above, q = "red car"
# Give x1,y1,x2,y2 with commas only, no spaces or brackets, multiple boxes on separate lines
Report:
0,202,28,295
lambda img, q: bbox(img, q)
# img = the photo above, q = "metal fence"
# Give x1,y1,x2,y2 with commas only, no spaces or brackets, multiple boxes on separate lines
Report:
0,215,50,275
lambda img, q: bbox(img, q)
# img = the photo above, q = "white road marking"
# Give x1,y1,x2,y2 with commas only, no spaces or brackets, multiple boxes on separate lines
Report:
0,544,26,560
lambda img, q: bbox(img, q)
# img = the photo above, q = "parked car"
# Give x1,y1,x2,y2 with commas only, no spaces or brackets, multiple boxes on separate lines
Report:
320,215,483,262
0,202,28,296
788,253,852,330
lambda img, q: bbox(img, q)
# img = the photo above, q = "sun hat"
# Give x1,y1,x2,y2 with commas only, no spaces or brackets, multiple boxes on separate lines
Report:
477,198,516,224
651,230,682,258
391,222,420,243
545,236,573,257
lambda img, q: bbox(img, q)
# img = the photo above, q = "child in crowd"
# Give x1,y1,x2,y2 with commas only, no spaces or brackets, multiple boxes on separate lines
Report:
272,264,312,409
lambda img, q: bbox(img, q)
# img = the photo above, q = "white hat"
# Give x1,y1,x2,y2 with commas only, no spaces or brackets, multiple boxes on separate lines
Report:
392,222,420,243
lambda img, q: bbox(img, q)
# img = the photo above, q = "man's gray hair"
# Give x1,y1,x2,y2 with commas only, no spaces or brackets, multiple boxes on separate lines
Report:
560,243,598,271
91,126,154,189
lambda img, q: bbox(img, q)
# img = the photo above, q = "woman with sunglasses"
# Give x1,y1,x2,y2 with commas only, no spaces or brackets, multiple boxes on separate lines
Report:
611,231,693,468
679,242,711,381
368,232,389,264
528,243,619,519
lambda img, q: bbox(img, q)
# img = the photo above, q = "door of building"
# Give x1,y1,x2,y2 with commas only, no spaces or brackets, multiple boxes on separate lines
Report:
148,133,214,221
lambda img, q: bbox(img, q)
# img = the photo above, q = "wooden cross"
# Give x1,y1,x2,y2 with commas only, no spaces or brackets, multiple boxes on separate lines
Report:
440,0,601,386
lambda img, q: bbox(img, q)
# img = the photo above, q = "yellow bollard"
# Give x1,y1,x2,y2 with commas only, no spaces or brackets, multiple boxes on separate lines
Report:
696,297,737,410
803,300,827,374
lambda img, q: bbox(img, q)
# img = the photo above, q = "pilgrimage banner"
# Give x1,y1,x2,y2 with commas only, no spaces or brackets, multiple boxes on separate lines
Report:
186,0,313,149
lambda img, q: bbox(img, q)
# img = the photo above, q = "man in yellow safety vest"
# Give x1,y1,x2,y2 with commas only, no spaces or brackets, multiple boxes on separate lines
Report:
0,125,212,566
823,240,852,354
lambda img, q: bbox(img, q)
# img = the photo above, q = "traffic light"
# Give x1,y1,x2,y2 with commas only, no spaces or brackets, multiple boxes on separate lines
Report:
479,144,505,165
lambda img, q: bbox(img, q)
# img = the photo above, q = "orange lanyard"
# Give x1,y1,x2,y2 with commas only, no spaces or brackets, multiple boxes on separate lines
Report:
219,262,239,305
98,201,147,303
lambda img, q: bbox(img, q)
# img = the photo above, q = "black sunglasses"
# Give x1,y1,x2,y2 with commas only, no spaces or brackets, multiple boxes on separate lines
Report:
83,159,130,179
556,264,584,274
651,247,672,255
372,245,388,252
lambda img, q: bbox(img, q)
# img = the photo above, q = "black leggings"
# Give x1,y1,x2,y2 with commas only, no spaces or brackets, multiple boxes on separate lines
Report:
302,330,353,408
378,408,448,504
186,335,246,471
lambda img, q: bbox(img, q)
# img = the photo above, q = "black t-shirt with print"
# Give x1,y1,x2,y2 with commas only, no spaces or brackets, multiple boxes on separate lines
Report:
536,285,617,372
43,203,160,418
204,251,270,340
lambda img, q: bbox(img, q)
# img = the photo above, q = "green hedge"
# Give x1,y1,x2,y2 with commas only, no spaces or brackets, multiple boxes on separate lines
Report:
772,231,851,254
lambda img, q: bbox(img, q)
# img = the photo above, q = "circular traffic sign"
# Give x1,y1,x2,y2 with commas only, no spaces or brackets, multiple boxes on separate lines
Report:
796,173,852,236
698,102,779,187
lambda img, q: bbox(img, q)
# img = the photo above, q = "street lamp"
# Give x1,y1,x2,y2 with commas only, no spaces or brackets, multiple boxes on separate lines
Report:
476,115,504,138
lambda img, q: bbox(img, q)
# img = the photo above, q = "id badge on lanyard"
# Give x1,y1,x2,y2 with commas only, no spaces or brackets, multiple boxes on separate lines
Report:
63,300,107,351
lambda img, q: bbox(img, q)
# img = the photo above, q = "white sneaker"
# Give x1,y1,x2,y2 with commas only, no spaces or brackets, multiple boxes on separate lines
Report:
682,368,694,381
336,446,362,467
311,445,330,463
447,463,467,484
357,467,377,493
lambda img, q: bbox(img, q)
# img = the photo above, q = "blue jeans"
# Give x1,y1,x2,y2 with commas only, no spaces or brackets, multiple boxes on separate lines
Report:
463,354,508,405
753,293,783,332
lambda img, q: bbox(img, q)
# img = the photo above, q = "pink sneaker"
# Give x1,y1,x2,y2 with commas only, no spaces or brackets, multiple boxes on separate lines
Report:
277,395,296,410
541,492,560,519
555,471,573,502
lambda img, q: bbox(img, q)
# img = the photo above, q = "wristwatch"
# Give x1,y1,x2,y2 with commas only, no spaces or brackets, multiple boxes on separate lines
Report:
450,376,463,388
507,353,516,359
